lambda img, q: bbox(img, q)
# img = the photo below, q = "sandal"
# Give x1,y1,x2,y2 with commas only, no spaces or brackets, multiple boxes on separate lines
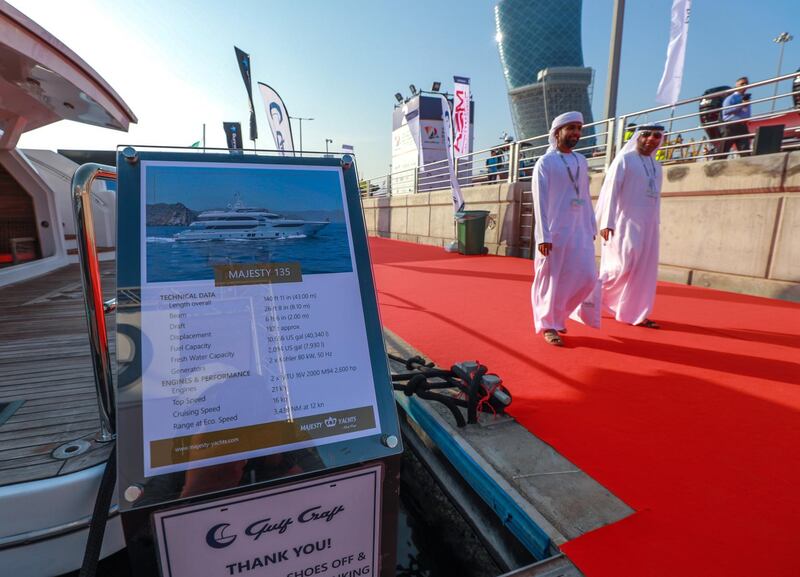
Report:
636,319,660,329
543,329,564,346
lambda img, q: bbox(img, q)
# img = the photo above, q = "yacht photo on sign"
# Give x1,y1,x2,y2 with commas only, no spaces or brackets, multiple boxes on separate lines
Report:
144,162,352,283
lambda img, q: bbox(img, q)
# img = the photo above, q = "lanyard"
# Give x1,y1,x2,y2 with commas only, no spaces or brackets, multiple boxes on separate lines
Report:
639,154,657,194
558,152,581,197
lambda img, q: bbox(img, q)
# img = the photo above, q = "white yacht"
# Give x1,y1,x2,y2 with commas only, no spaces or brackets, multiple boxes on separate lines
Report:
174,196,330,241
0,4,136,576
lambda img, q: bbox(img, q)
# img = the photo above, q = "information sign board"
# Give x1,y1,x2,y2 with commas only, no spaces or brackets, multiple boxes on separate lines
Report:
115,150,401,509
153,464,382,577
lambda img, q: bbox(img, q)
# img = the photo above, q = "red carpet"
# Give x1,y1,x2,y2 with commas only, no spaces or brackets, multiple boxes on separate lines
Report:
369,237,800,577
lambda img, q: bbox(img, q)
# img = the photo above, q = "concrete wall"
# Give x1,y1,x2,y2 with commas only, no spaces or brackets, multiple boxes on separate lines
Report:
363,151,800,302
362,182,525,256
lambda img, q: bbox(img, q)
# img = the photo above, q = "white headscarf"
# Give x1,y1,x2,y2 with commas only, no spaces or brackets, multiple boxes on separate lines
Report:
617,125,664,159
596,126,664,227
547,111,584,152
603,125,665,183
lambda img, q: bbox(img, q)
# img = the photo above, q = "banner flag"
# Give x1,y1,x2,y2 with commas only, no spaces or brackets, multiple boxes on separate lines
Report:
234,46,258,141
403,107,424,168
452,76,471,157
257,82,295,156
439,95,466,214
655,0,691,105
223,122,243,152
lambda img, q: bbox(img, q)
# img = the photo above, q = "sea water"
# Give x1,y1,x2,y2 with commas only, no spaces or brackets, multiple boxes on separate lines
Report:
144,223,353,283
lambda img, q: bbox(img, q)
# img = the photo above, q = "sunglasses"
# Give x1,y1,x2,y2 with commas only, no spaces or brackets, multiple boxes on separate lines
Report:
639,131,663,139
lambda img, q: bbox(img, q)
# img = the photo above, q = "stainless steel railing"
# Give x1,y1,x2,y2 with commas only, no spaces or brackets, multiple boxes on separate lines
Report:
71,163,117,442
363,71,800,197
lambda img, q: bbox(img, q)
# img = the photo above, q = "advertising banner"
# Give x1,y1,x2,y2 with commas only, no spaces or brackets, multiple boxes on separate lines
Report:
390,103,419,195
440,96,465,213
403,107,423,169
234,46,258,141
421,122,443,147
452,76,471,158
223,122,243,151
153,465,382,577
258,82,295,156
132,160,385,479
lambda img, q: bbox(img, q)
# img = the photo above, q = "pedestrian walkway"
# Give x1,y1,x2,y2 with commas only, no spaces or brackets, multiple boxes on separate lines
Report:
369,237,800,577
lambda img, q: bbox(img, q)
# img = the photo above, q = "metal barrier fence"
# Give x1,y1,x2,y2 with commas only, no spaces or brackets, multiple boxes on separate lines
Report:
362,72,800,197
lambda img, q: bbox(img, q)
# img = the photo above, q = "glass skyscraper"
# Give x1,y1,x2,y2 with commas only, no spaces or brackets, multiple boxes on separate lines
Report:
495,0,595,142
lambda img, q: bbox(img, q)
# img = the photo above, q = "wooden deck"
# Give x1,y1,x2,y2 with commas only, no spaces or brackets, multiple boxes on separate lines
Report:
0,262,115,487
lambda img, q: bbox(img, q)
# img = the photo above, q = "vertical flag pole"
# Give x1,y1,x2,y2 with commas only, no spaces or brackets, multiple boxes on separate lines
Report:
603,0,626,122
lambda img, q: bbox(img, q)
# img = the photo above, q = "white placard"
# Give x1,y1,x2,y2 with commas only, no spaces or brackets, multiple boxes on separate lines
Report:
153,465,382,577
140,161,381,476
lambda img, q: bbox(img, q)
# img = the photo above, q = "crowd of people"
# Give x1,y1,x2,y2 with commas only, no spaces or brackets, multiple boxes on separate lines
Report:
483,75,760,183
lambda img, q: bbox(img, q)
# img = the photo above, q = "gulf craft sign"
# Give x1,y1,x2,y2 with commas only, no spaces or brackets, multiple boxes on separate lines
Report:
154,466,381,577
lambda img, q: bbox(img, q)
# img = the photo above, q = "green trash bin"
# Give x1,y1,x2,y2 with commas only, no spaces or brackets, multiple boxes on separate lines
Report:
456,210,490,255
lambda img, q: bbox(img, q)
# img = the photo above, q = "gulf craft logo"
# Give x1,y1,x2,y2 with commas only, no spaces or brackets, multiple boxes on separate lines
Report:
204,505,346,549
206,523,238,549
325,416,337,428
424,126,439,139
269,102,283,123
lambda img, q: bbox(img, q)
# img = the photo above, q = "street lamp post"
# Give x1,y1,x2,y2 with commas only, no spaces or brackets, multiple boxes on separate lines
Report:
325,138,333,155
772,32,794,112
289,115,314,155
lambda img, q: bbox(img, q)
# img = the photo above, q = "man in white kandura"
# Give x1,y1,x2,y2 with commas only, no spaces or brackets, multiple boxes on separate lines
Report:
595,125,665,329
531,111,600,346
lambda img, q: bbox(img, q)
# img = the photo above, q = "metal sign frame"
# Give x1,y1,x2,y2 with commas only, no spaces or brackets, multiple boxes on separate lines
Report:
115,147,402,511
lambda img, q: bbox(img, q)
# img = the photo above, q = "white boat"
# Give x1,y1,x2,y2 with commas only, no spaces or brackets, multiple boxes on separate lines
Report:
173,196,329,241
0,5,136,576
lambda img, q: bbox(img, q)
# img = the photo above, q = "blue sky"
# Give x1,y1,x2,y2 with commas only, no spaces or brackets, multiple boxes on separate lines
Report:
12,0,800,179
145,165,345,212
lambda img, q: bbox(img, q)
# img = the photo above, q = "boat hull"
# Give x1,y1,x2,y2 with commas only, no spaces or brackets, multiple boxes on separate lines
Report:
173,221,329,242
0,463,125,577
